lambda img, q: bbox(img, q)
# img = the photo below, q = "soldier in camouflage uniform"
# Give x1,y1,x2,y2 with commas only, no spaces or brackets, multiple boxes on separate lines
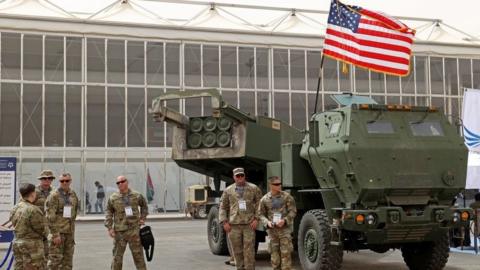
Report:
11,183,48,270
45,172,79,270
258,176,297,270
105,175,149,270
219,167,263,270
36,170,55,262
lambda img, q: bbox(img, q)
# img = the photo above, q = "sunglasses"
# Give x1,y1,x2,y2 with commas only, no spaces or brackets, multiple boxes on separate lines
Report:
271,183,281,186
41,177,54,180
234,174,245,178
60,179,71,183
116,179,127,185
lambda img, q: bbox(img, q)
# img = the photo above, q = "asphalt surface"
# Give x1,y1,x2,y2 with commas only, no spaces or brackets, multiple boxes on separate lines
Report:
72,219,480,270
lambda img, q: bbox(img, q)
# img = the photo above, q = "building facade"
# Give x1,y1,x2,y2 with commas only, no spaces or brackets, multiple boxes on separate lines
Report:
0,0,479,214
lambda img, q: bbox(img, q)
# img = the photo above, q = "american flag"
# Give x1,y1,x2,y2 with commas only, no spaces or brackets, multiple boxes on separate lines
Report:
323,0,415,76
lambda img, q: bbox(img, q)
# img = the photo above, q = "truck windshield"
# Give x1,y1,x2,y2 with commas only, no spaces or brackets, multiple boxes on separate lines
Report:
409,121,444,136
366,121,395,134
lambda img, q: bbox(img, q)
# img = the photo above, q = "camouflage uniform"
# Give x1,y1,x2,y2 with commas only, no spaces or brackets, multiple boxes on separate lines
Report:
258,191,297,270
35,185,52,260
105,189,148,270
11,200,48,270
45,188,79,270
219,182,262,270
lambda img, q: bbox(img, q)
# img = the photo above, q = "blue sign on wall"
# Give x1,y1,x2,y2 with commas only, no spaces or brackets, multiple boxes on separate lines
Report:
0,157,16,227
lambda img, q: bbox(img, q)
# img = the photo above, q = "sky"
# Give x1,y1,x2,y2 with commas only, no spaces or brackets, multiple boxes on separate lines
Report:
57,0,480,37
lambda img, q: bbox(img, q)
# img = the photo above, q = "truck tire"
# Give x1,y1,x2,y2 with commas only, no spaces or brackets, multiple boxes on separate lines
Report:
298,209,343,270
207,206,229,255
401,232,449,270
194,205,208,219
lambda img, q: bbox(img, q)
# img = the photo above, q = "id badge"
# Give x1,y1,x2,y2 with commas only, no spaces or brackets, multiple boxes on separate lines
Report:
63,206,72,218
125,206,133,217
238,200,247,211
273,212,282,224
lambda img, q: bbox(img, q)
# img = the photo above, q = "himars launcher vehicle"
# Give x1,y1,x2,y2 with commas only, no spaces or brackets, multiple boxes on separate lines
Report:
150,88,472,270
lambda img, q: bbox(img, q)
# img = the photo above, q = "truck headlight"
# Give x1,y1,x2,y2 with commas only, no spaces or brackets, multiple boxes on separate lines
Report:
366,214,376,225
453,212,460,223
355,214,365,225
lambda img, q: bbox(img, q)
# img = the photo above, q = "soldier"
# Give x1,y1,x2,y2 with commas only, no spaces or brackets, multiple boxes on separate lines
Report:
36,169,55,263
105,175,149,270
11,183,48,270
219,167,262,270
258,176,297,270
45,172,79,270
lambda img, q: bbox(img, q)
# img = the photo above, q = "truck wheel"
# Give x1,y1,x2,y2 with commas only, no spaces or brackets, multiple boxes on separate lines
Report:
194,205,208,219
207,206,229,255
401,232,449,270
298,209,343,270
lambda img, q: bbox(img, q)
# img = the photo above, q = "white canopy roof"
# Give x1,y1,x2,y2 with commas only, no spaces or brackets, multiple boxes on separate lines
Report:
0,0,478,53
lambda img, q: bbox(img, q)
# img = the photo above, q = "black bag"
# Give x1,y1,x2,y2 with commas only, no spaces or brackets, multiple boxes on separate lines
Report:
139,226,155,261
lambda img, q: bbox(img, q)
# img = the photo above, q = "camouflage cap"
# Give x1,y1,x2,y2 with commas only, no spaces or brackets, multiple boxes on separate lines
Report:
233,167,245,176
37,170,56,180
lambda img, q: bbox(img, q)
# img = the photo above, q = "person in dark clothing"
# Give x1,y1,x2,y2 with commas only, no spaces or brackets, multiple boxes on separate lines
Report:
94,181,106,214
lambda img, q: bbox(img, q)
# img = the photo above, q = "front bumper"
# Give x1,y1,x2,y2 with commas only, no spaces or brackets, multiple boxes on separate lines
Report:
334,206,472,244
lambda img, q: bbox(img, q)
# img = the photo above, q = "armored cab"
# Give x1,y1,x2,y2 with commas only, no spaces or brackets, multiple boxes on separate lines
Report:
150,89,472,270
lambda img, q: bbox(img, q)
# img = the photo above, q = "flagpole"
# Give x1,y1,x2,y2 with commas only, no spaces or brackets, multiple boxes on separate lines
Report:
313,53,325,115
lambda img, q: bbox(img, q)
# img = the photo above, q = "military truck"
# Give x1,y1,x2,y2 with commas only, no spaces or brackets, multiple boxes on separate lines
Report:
185,184,216,219
150,88,472,270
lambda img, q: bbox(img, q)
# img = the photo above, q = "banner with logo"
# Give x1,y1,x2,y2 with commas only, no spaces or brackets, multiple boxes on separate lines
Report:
0,158,16,224
463,89,480,189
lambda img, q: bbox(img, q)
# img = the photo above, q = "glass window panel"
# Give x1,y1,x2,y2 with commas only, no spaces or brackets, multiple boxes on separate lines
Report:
415,56,428,94
108,39,125,84
45,85,64,146
127,41,144,85
22,84,42,146
185,97,201,117
402,95,415,105
339,63,351,92
444,58,458,96
45,36,63,81
257,91,269,117
367,121,394,134
416,96,428,106
291,93,307,129
165,43,180,86
325,94,338,110
1,33,21,79
386,75,400,94
371,71,385,93
290,50,305,90
431,97,445,113
23,35,42,81
273,49,288,90
0,83,20,146
409,121,444,136
184,44,201,86
87,86,105,146
372,95,385,104
239,91,255,116
239,47,255,89
430,57,444,95
127,88,145,147
401,57,415,94
355,66,369,93
108,87,125,147
256,48,269,89
308,93,322,115
203,45,219,87
274,92,289,123
221,90,237,107
147,88,165,147
473,59,480,89
66,85,82,147
146,42,163,85
87,38,105,83
387,96,400,104
307,51,321,91
323,57,338,92
459,59,472,92
66,37,82,82
449,97,460,120
221,46,237,88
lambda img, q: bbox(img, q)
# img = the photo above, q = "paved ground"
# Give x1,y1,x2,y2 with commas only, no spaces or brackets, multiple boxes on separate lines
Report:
70,219,479,270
